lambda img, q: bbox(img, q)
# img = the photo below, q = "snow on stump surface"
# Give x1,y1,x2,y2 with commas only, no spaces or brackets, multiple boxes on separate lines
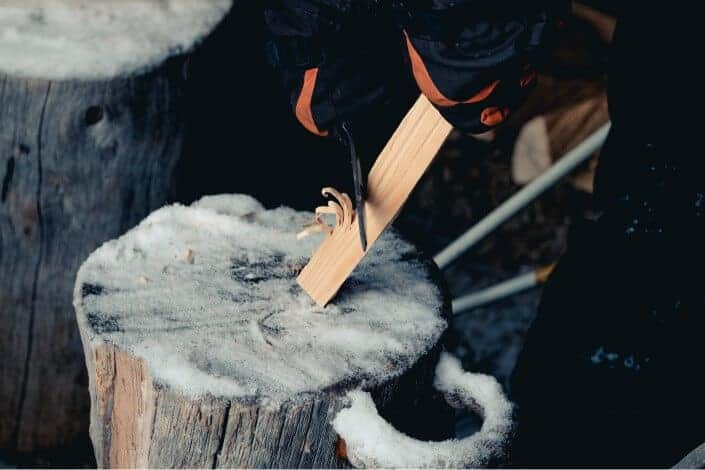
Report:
0,1,230,455
333,353,515,468
74,195,453,468
0,0,231,80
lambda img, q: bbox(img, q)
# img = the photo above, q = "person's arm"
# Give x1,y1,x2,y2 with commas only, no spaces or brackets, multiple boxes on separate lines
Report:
396,0,567,136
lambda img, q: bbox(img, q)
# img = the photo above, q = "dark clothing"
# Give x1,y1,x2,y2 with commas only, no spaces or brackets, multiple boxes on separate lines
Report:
264,0,560,135
512,4,705,466
511,215,705,466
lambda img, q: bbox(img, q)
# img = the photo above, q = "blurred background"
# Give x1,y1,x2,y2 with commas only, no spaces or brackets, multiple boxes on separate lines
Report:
1,0,614,466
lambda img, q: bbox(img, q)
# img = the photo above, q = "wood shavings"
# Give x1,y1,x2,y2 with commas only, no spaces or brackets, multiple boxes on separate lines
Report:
296,186,354,240
320,187,353,229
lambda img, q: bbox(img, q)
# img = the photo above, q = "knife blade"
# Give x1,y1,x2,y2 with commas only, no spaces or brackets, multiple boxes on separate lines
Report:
339,122,367,251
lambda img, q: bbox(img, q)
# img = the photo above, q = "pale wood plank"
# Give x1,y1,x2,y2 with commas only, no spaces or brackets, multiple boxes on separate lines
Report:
297,95,453,306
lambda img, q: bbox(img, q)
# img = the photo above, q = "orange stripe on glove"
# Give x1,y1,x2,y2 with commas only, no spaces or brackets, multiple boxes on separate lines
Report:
404,31,500,108
295,68,328,137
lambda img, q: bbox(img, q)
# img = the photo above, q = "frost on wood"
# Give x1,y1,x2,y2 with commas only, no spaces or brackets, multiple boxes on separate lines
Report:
74,194,446,404
333,353,514,468
0,0,231,80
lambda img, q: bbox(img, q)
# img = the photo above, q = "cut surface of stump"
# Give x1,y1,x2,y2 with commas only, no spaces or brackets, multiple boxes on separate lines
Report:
74,195,451,468
0,0,231,457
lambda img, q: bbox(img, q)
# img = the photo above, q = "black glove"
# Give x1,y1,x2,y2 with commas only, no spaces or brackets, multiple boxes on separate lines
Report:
395,0,567,134
264,0,398,137
265,0,566,137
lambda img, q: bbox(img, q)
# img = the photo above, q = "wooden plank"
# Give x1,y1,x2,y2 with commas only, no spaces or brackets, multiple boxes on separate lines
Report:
297,95,453,306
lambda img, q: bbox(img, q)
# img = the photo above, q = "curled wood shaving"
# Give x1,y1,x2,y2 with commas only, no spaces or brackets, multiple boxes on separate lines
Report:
321,187,353,228
316,204,341,227
297,187,354,240
325,202,344,227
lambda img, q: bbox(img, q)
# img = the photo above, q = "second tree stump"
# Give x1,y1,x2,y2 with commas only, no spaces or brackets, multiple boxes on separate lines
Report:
0,1,231,456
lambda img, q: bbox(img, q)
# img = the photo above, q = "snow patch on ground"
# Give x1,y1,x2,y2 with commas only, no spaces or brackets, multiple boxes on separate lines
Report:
74,195,446,403
0,0,231,80
332,352,514,468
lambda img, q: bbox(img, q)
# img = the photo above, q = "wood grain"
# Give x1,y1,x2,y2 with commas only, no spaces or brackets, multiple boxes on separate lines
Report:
297,95,453,306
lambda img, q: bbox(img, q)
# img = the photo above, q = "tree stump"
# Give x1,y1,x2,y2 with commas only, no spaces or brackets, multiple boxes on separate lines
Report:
0,1,231,457
74,195,454,468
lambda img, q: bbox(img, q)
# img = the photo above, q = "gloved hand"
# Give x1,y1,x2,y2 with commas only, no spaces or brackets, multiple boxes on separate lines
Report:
264,0,398,137
264,0,566,138
396,0,568,135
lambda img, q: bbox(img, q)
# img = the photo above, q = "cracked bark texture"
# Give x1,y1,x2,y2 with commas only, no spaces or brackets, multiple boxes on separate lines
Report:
0,61,185,455
80,335,452,468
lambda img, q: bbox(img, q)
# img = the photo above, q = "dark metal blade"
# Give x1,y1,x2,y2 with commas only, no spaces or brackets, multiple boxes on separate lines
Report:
341,122,367,251
351,151,367,252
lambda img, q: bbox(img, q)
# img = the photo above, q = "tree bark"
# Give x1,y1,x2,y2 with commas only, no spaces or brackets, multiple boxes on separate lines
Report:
81,340,449,468
0,59,185,455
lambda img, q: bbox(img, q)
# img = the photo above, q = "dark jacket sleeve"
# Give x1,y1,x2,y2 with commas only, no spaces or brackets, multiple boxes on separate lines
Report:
397,0,566,134
264,0,392,136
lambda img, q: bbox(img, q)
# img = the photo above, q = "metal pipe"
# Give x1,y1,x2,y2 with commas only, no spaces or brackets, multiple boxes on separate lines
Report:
452,264,555,315
434,122,611,269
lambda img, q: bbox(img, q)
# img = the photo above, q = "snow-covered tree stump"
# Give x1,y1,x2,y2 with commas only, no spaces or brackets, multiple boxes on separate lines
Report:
74,195,460,468
0,1,230,455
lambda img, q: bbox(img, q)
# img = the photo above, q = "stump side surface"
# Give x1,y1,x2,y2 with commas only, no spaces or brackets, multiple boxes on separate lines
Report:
0,65,185,454
0,0,231,80
74,194,448,405
82,340,448,468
